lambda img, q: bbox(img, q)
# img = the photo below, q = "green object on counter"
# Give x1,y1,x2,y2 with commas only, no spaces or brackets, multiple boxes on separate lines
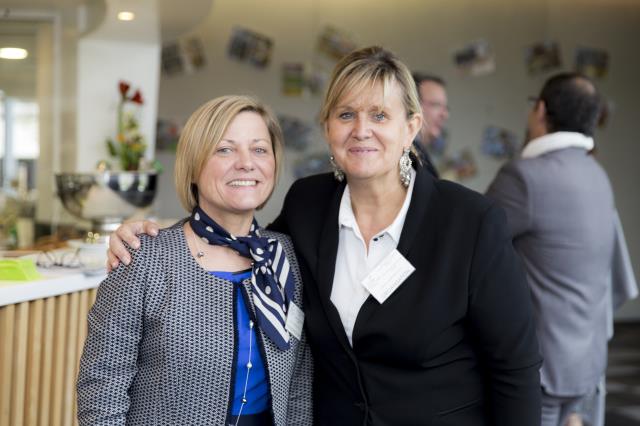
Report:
0,259,41,281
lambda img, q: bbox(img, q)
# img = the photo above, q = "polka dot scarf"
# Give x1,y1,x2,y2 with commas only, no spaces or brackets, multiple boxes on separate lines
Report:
190,206,295,350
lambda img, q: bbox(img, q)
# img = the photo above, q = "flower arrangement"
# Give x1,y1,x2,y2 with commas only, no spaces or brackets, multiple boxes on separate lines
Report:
106,81,147,171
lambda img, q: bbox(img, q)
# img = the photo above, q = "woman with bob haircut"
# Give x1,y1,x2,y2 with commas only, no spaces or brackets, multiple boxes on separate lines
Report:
77,95,312,426
107,46,541,425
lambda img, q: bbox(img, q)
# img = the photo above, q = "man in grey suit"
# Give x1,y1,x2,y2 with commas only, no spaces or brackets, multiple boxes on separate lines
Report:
486,73,616,426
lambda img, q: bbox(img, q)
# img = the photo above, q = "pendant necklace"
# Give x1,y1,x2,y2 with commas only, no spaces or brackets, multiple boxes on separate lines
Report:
190,226,206,260
191,227,256,425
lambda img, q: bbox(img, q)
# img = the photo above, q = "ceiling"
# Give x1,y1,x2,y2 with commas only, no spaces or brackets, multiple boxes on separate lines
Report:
0,0,213,99
1,0,86,8
0,21,39,99
0,0,214,42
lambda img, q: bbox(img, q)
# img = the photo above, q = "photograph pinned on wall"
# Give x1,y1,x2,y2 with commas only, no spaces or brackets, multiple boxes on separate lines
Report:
156,118,181,151
306,64,329,96
278,115,313,151
293,152,332,179
182,37,207,73
161,42,184,76
161,37,207,77
282,63,305,96
453,40,495,76
316,26,357,61
227,27,273,69
525,41,561,75
440,149,477,181
481,125,520,159
575,46,609,79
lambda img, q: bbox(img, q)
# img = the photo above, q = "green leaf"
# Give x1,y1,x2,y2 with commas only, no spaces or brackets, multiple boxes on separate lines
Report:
106,139,118,157
151,160,164,174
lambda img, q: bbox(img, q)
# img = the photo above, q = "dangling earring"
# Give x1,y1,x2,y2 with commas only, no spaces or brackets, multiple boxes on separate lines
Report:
399,147,412,187
330,155,345,182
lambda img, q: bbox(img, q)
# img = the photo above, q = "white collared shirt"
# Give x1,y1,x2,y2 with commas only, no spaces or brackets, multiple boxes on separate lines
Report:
330,169,416,346
521,131,594,159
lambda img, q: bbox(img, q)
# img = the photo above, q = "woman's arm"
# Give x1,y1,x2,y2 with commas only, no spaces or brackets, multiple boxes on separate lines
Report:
108,175,306,268
77,238,152,425
467,204,542,425
107,201,290,269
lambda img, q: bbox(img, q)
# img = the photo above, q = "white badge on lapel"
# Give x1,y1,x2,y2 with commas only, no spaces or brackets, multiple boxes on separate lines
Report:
285,301,304,341
361,249,415,304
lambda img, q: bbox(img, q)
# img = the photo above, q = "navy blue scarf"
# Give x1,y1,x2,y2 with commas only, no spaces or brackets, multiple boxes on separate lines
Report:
190,206,294,350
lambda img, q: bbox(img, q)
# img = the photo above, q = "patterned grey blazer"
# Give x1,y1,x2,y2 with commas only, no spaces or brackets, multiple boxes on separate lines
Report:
77,220,313,425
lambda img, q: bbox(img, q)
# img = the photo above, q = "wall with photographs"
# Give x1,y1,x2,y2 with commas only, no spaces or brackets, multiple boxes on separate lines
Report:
545,0,640,319
151,0,640,316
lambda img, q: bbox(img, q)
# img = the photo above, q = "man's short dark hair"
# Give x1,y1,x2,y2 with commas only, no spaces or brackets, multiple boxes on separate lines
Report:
412,73,446,100
539,72,601,137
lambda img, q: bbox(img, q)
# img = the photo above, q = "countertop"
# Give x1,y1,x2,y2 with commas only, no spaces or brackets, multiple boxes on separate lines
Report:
0,268,105,307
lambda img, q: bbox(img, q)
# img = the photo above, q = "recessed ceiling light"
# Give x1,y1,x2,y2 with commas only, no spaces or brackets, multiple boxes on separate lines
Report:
117,11,135,21
0,47,28,60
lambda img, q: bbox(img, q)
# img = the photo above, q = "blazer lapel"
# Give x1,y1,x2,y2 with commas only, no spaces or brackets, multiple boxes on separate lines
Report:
315,181,354,352
397,166,435,255
352,166,436,345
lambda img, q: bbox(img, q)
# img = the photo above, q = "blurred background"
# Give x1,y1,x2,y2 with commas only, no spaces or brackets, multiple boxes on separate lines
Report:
0,0,639,422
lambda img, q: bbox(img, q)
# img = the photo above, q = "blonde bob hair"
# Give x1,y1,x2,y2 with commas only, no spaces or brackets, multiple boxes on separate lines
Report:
174,95,284,212
319,46,422,126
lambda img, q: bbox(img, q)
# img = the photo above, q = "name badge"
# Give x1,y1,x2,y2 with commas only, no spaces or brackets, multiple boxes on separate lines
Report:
285,301,304,341
361,249,415,304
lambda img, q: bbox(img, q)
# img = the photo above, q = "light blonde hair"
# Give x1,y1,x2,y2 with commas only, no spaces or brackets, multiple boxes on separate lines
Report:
174,95,284,212
319,46,422,127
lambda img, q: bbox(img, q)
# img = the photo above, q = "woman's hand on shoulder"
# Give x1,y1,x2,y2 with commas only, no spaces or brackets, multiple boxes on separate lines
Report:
106,220,160,271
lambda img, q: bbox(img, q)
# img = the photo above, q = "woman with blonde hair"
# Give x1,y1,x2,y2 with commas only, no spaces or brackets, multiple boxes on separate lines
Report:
77,95,312,426
108,46,541,425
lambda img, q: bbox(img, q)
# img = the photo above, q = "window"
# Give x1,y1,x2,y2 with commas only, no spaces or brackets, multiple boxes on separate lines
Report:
0,93,38,190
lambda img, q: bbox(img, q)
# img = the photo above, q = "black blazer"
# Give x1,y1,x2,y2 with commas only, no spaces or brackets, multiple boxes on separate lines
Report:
413,139,439,178
270,165,541,426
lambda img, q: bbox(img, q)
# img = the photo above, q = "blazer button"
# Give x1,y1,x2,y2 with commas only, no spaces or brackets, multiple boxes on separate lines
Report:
354,402,365,410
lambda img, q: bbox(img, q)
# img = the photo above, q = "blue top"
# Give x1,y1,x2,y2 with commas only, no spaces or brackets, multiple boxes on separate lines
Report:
210,270,269,415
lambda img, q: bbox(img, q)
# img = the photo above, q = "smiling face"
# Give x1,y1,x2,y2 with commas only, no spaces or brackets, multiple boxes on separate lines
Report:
196,111,276,222
325,80,420,187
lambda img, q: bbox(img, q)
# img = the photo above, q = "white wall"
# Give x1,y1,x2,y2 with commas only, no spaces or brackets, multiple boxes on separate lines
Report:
75,0,161,172
154,0,550,221
75,39,159,171
152,0,640,316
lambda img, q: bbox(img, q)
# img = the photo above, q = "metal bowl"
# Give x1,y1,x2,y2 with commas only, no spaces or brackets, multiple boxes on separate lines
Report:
55,171,158,232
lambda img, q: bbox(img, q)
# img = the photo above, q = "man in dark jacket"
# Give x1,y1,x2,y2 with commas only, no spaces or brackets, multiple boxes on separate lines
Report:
412,73,449,177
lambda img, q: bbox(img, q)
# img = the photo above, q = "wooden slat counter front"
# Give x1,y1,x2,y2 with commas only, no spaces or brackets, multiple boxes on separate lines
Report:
0,270,105,426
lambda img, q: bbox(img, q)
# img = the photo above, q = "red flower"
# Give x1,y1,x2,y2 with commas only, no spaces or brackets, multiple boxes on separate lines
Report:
119,81,130,98
130,90,144,105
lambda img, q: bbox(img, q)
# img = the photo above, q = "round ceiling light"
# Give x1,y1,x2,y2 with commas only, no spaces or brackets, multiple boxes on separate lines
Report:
117,11,135,21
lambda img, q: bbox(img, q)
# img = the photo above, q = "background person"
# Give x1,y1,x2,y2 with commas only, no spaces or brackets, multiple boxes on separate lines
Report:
486,73,619,426
411,72,450,177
